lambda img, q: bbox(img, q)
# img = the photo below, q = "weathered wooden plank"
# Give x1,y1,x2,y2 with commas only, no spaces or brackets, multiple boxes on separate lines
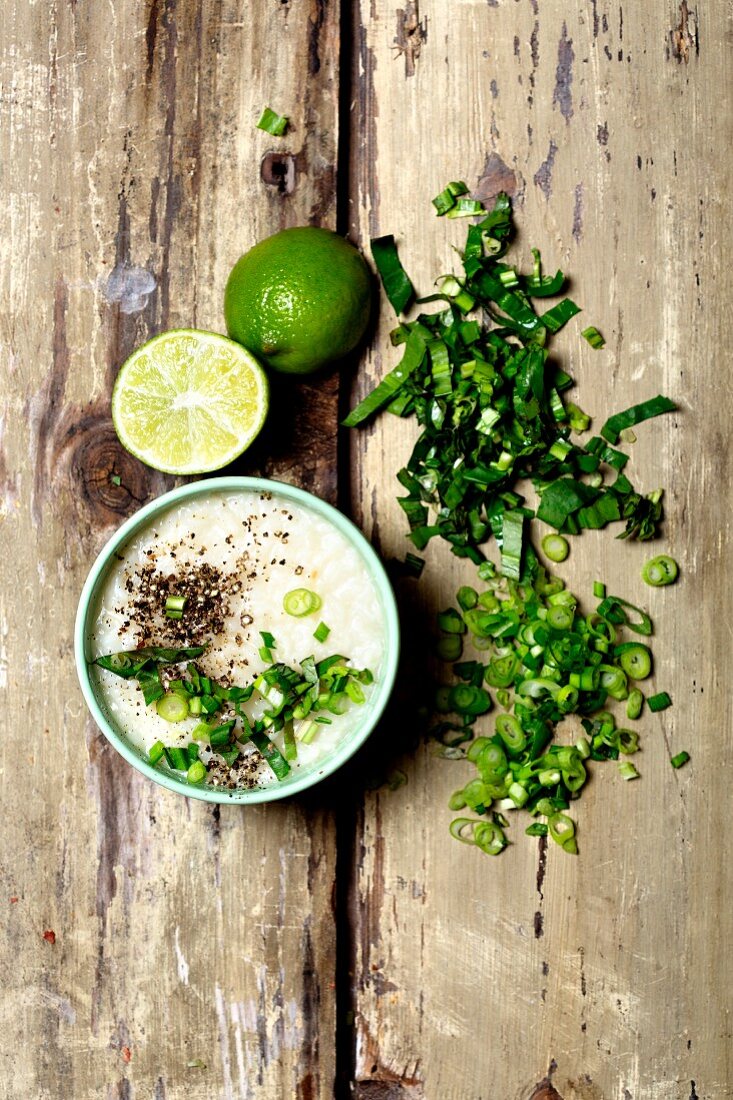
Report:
348,2,731,1097
0,1,340,1096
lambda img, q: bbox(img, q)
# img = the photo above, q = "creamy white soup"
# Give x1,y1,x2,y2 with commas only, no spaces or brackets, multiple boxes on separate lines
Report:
90,489,387,790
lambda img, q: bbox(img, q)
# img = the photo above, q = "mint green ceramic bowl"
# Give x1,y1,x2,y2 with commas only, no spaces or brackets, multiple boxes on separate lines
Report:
75,476,400,804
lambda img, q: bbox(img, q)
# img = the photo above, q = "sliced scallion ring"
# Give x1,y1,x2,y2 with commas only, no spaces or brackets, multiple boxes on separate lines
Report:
283,588,322,617
615,643,652,680
641,554,679,587
156,693,190,723
541,533,570,563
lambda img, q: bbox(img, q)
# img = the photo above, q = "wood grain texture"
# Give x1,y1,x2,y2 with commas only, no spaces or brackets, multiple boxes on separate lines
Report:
0,1,340,1097
347,2,732,1098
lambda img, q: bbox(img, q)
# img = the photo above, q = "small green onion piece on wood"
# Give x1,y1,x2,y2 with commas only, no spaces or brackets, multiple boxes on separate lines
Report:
581,325,605,349
626,688,644,720
541,533,570,563
256,107,288,135
642,554,679,587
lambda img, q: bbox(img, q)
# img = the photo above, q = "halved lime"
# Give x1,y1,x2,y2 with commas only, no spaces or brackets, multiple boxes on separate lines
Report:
111,329,269,475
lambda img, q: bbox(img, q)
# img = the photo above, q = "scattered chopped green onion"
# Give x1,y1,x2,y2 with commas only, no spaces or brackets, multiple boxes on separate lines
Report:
615,643,652,680
256,107,288,135
313,621,331,643
626,689,644,720
436,634,463,661
618,761,640,781
670,751,690,769
581,325,605,349
642,554,679,587
648,691,671,712
541,533,569,563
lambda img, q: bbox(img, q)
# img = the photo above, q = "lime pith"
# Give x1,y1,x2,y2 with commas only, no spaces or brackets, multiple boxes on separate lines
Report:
111,329,269,475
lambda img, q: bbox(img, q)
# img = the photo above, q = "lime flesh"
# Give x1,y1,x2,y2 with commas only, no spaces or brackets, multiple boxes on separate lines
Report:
111,329,269,475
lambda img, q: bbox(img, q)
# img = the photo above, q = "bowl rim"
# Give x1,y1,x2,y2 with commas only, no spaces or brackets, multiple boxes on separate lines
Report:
74,475,400,804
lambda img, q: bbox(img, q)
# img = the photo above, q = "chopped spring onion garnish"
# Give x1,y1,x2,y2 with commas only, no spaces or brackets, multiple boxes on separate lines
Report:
642,554,679,587
344,190,673,560
581,325,605,349
313,621,331,643
95,643,374,785
403,553,425,578
370,235,415,315
187,760,206,784
156,693,190,723
165,595,187,619
626,688,644,720
618,761,640,781
283,588,322,617
432,180,469,215
541,533,569,563
648,691,671,712
164,746,189,771
615,643,652,680
256,107,288,136
670,751,690,769
260,631,276,649
148,741,165,765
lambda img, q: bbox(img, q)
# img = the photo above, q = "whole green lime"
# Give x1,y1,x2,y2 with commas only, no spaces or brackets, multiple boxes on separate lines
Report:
224,227,372,374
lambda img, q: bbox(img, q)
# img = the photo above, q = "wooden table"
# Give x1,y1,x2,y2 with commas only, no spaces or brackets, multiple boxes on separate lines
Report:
1,2,730,1097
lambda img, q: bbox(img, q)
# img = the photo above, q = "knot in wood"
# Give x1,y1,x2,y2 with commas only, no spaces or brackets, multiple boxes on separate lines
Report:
68,412,151,521
261,152,297,195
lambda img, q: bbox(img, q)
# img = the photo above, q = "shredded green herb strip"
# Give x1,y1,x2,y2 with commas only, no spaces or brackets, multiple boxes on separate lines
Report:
344,189,674,564
601,395,676,445
370,235,415,315
94,646,373,785
433,565,667,855
256,107,288,136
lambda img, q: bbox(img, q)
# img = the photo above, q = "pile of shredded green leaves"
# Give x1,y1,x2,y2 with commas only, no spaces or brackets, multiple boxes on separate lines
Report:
345,189,675,577
345,185,682,856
